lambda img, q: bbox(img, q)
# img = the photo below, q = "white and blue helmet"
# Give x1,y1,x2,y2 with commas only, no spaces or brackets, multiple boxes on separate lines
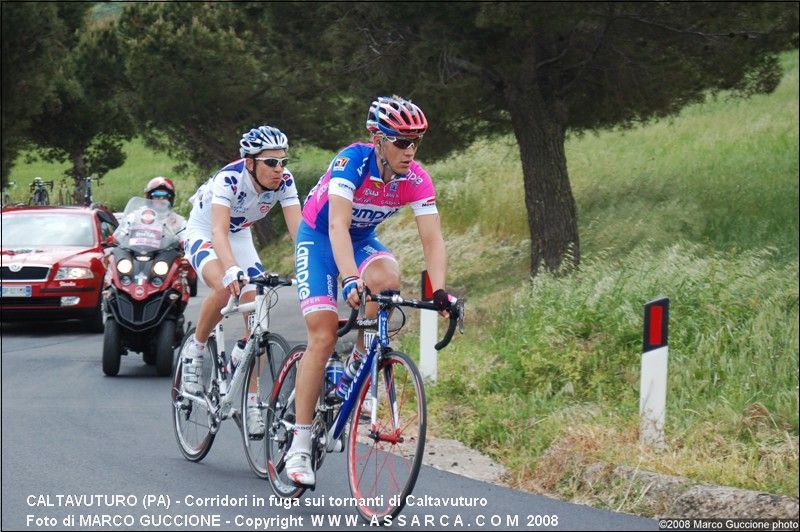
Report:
239,126,288,157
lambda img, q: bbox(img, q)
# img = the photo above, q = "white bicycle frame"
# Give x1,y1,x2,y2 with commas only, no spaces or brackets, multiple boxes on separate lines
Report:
181,284,288,439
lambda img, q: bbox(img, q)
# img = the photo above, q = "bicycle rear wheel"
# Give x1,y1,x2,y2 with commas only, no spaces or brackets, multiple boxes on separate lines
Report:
242,333,292,478
265,344,307,498
347,350,426,521
171,328,217,461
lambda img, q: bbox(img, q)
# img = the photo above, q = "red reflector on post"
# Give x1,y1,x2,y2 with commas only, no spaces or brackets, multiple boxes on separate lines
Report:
643,297,669,352
421,270,433,301
649,306,663,346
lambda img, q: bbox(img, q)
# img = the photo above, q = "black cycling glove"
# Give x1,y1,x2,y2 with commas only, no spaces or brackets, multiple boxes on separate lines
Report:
432,289,454,311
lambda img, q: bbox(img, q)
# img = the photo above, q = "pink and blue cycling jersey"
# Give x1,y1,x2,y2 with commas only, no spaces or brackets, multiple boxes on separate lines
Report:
302,142,438,237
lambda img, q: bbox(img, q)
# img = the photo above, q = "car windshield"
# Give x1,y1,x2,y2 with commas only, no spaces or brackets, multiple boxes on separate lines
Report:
1,213,95,247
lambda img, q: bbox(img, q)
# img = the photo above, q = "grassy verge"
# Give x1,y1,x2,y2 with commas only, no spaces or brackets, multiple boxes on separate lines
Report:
382,50,799,504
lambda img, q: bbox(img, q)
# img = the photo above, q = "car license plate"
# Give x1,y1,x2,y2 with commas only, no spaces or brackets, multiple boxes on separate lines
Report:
1,285,32,297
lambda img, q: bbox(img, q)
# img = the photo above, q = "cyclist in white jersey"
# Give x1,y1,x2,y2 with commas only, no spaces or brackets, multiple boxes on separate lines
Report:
180,126,302,438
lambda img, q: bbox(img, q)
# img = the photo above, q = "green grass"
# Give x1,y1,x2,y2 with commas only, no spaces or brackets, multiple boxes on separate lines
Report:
6,138,203,215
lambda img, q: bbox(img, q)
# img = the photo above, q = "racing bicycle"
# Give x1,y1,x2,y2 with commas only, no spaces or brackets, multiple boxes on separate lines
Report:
265,287,464,522
171,273,295,477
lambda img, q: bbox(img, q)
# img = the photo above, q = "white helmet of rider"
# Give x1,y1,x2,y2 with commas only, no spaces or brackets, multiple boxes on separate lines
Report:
239,126,289,158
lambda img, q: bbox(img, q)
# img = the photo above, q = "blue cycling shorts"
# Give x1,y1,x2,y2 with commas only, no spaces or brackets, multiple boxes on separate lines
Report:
294,220,397,316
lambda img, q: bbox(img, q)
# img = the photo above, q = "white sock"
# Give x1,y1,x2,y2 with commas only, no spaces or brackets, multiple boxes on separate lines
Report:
289,424,313,454
247,393,259,408
193,335,207,352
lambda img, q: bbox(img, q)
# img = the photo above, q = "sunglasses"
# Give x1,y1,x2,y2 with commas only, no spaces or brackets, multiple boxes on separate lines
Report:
149,190,170,198
383,135,423,150
254,157,289,168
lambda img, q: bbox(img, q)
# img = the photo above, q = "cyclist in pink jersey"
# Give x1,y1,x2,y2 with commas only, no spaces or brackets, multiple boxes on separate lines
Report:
285,95,456,487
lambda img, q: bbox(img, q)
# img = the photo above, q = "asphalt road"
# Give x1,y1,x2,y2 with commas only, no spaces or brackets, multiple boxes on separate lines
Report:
1,283,656,531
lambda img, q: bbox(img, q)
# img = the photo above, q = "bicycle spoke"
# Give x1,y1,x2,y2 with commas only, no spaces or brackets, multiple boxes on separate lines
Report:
243,334,291,479
347,351,426,521
172,330,216,462
265,345,306,498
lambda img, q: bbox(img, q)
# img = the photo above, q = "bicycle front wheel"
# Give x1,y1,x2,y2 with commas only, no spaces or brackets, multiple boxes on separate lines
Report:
242,333,292,478
171,328,217,461
347,350,426,522
265,344,307,499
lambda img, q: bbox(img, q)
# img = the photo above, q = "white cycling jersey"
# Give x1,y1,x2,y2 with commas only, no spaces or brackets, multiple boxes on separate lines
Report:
186,159,300,234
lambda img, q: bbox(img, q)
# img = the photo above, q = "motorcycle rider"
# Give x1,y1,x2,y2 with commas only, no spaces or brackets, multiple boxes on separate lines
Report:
112,177,186,243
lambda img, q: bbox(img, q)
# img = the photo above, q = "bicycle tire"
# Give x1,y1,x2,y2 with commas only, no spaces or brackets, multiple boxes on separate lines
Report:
347,350,427,522
241,333,292,478
171,327,217,462
265,344,307,499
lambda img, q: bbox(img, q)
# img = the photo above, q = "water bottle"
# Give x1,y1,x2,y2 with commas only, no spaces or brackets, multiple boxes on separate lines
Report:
324,354,345,400
229,339,246,376
335,353,362,399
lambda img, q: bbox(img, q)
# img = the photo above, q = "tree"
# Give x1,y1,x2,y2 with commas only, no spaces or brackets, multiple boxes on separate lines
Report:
116,2,351,245
114,2,797,265
0,2,89,185
117,2,360,168
274,1,798,276
27,21,136,203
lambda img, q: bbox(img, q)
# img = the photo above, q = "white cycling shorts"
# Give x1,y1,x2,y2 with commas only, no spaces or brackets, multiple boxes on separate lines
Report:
183,226,265,295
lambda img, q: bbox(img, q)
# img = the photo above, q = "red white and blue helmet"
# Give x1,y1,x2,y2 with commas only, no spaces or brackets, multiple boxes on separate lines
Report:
366,96,428,137
239,125,289,158
144,176,175,206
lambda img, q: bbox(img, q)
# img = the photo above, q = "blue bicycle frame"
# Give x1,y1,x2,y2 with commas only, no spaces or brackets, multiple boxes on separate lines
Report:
327,308,391,449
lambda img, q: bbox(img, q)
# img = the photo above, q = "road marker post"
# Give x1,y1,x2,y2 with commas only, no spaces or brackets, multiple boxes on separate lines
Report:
640,297,670,449
419,270,437,382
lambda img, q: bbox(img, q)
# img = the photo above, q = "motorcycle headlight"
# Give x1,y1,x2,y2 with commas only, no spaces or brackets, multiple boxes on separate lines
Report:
55,267,94,280
117,259,133,275
152,261,169,276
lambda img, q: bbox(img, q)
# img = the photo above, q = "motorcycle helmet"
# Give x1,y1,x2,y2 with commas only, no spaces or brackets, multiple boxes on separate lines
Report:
144,177,176,207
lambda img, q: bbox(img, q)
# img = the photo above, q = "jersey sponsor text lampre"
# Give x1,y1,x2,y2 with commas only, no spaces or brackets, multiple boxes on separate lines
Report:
302,143,437,237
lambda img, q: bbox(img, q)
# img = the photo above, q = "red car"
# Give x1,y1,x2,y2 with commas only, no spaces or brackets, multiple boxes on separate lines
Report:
1,204,119,332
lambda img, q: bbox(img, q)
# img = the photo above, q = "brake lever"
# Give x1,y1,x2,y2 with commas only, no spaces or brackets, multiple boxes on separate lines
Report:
456,300,465,334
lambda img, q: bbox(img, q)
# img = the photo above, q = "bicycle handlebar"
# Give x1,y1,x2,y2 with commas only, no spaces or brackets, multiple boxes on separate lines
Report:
336,288,465,350
220,273,296,314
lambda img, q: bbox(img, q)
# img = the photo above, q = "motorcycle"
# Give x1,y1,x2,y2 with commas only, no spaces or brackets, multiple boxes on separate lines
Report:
102,197,190,376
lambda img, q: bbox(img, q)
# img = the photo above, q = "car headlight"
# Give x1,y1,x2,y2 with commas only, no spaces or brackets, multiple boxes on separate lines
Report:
152,261,169,276
55,267,94,280
117,259,133,275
